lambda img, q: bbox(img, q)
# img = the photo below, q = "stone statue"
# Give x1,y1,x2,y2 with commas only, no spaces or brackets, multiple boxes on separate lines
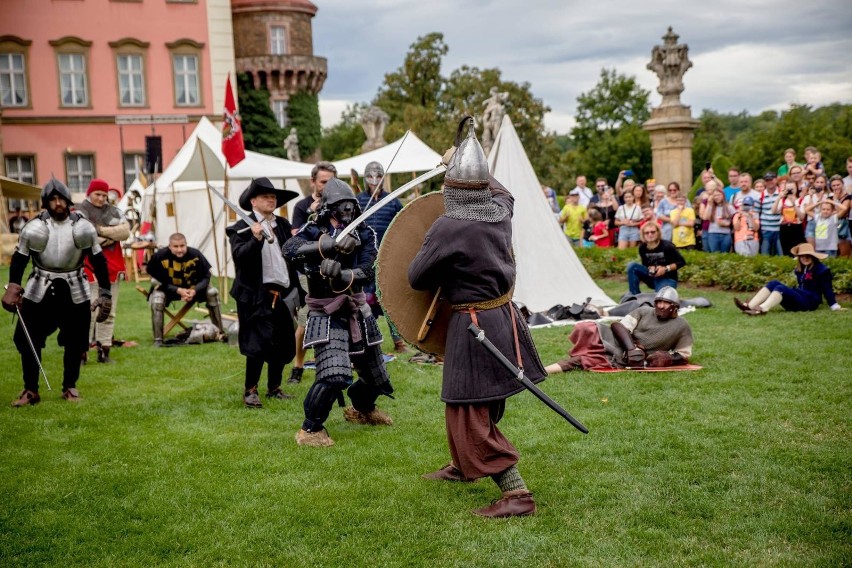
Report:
360,105,389,152
284,127,300,162
481,86,509,156
647,27,693,108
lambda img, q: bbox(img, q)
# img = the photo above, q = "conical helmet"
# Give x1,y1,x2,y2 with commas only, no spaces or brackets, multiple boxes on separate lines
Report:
444,116,489,190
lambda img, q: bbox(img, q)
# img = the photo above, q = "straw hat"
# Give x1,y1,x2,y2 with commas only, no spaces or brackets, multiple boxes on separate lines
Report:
790,243,827,260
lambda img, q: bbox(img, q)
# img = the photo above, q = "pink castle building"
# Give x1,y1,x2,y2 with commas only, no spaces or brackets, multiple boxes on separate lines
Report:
0,0,238,199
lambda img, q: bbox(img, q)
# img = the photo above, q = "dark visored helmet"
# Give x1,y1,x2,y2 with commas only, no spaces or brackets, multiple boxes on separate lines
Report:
41,177,73,208
320,178,358,209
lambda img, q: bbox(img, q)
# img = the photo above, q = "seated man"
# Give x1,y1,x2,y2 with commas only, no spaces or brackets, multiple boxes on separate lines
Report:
146,233,224,345
545,287,693,372
626,222,686,295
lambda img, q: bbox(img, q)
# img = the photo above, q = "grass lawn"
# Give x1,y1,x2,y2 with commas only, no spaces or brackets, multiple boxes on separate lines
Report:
0,268,850,567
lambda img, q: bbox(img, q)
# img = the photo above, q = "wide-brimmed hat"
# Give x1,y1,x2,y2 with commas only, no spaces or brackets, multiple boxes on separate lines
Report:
238,177,300,211
790,243,827,260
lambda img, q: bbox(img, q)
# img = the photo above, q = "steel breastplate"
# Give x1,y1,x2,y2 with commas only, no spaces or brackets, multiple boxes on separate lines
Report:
24,266,91,305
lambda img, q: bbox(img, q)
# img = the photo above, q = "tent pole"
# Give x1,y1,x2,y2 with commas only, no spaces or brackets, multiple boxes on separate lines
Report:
221,167,230,304
196,140,224,293
169,182,179,233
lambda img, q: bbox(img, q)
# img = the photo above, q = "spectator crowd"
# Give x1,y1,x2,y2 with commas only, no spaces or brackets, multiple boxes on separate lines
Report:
549,148,852,259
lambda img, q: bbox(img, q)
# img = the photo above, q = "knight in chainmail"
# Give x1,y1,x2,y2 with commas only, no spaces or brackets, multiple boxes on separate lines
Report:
545,286,693,373
283,178,393,448
408,117,545,519
2,179,113,406
76,179,131,363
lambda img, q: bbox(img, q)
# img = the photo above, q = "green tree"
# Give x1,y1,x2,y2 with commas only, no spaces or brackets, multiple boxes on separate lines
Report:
319,103,367,162
288,91,322,160
571,68,652,183
236,73,285,158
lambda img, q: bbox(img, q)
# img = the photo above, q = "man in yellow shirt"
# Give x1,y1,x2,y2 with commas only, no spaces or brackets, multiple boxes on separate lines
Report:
559,189,587,247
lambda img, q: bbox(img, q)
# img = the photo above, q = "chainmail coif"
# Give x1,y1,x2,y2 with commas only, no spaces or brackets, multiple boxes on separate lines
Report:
443,187,508,223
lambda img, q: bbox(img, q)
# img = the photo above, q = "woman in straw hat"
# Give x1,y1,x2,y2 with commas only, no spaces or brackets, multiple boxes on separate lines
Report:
733,243,842,315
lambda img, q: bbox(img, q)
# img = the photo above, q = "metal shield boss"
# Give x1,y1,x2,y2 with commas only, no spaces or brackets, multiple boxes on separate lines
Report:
376,192,452,356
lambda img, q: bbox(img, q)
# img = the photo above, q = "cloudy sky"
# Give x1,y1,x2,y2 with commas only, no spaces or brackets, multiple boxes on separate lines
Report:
312,0,852,135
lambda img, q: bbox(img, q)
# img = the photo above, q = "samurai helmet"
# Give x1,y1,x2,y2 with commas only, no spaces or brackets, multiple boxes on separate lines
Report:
364,161,384,187
41,177,73,209
444,116,489,190
319,178,360,226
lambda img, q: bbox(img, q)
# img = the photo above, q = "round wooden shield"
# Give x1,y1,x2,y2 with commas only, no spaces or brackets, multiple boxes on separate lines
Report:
376,192,451,356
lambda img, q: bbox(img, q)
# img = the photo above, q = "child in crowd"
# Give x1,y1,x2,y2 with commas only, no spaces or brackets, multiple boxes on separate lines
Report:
670,194,696,250
588,208,611,248
559,189,587,248
804,200,841,257
615,190,642,249
732,196,760,256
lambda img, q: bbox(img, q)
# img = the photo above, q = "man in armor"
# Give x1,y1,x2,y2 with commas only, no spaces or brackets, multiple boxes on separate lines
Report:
287,161,338,385
146,232,224,346
2,178,112,406
545,286,693,372
355,160,407,353
408,118,545,518
77,179,130,363
226,178,302,408
283,178,393,447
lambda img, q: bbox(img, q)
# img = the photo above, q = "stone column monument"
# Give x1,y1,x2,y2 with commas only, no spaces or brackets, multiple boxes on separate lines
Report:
643,27,700,192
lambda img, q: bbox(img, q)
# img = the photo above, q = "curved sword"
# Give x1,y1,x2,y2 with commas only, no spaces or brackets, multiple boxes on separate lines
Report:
335,164,447,242
206,183,274,243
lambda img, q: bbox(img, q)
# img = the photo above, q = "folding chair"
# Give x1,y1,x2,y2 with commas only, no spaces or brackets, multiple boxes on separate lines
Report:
135,286,192,336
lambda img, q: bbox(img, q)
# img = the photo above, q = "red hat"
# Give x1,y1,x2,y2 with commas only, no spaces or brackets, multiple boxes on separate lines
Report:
109,186,124,199
87,178,109,196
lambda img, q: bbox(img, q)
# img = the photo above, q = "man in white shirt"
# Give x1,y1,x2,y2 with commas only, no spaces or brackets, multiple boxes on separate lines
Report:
572,175,594,207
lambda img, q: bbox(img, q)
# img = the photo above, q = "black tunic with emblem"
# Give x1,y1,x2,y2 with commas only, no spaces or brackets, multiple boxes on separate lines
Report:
226,213,302,362
146,246,212,304
408,187,546,404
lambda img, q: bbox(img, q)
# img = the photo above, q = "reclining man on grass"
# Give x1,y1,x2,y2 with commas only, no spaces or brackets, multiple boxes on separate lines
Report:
545,286,693,373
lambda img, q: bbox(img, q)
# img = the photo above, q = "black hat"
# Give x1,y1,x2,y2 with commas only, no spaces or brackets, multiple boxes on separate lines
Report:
238,177,300,211
763,171,777,180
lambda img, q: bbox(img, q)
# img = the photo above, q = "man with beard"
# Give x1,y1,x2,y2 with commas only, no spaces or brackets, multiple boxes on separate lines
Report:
544,287,693,372
283,178,393,447
146,233,224,346
408,118,545,518
356,160,407,353
77,179,130,363
226,178,302,408
2,179,112,405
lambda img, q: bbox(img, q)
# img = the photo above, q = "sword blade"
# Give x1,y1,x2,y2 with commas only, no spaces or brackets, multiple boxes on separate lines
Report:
335,164,447,242
467,323,588,434
16,305,51,391
206,183,274,243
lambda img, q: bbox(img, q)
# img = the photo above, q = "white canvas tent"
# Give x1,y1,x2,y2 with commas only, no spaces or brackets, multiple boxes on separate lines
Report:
142,117,313,277
332,131,442,175
488,115,615,312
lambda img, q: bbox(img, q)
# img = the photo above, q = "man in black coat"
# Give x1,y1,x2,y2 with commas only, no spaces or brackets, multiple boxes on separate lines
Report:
226,178,302,408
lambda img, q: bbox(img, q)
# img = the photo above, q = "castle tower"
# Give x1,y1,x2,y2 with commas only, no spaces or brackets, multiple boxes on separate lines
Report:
231,0,327,128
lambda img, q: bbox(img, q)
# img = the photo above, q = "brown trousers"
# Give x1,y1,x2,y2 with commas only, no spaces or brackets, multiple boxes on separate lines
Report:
445,402,519,480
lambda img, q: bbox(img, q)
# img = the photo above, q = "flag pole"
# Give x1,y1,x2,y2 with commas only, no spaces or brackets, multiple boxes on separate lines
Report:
222,165,230,304
197,140,224,293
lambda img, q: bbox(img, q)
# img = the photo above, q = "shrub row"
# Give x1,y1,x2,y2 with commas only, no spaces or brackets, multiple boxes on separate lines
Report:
574,247,852,294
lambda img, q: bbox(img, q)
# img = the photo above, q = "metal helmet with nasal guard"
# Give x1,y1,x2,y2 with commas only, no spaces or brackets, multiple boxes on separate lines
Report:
444,116,489,190
364,161,384,188
654,286,680,308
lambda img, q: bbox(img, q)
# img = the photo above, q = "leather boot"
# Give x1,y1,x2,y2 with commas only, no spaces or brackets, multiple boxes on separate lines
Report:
422,463,475,483
97,345,115,364
243,386,262,408
287,367,304,384
472,492,536,518
61,388,82,402
11,389,40,407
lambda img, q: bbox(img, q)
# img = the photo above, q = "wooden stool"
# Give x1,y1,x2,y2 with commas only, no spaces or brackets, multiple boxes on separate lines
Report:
135,286,192,336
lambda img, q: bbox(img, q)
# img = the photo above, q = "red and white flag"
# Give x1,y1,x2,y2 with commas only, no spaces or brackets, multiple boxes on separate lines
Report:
221,73,245,167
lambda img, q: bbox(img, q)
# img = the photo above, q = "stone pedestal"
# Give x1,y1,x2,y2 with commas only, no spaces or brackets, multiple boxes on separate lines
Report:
643,105,700,191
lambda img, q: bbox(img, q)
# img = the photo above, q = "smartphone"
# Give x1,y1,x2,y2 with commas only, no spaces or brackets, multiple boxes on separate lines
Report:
623,170,633,177
705,161,712,171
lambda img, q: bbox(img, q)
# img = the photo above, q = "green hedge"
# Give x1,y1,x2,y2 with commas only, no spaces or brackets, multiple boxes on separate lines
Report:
574,247,852,294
